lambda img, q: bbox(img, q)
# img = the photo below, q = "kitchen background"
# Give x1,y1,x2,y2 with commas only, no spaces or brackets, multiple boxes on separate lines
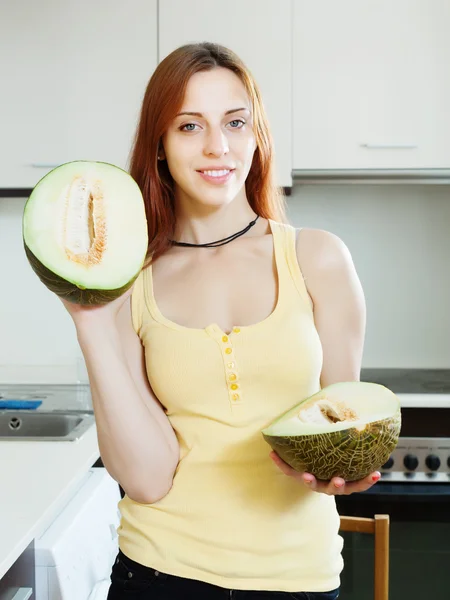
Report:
1,1,450,599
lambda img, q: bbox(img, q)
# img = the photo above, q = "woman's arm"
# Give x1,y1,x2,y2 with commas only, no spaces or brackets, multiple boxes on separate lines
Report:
298,228,366,388
64,290,179,504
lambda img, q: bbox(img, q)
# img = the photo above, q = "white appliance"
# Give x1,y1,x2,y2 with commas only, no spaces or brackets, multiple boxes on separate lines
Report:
34,468,121,600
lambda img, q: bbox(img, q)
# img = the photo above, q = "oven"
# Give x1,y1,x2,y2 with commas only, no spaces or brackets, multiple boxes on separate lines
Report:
335,369,450,600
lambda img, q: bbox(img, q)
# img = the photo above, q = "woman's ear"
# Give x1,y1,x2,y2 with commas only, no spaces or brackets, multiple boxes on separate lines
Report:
157,143,166,161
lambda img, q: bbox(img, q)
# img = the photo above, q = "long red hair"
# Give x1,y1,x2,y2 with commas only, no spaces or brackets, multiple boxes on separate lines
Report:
128,42,287,263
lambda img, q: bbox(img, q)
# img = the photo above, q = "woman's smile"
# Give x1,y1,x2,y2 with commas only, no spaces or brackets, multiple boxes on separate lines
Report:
196,167,235,185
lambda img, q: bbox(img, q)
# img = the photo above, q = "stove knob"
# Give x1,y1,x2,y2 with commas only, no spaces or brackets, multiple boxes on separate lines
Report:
425,455,441,471
382,457,394,469
403,454,419,471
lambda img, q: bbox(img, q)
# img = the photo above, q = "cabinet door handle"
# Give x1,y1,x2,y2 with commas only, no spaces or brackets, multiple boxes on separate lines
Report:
11,588,33,600
360,143,418,150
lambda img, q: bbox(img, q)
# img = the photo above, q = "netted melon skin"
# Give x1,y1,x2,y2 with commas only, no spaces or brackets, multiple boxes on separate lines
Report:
24,244,141,305
263,412,401,482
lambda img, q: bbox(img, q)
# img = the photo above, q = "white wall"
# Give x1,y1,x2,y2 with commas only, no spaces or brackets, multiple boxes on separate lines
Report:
0,197,82,383
287,184,450,369
1,184,449,382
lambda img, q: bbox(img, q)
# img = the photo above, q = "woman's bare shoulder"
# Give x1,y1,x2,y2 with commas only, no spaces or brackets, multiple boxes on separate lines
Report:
294,227,363,305
294,227,353,273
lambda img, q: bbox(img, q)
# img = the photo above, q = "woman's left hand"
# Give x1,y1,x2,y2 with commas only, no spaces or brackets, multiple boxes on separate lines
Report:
269,451,380,496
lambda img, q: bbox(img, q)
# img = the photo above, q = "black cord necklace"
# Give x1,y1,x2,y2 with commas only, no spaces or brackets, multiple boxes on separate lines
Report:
170,215,260,248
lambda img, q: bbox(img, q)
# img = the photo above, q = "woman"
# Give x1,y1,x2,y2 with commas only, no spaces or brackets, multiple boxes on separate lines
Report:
62,43,378,599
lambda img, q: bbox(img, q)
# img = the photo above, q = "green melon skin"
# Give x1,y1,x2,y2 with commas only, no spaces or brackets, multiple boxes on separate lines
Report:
262,382,402,482
22,160,148,306
24,243,140,305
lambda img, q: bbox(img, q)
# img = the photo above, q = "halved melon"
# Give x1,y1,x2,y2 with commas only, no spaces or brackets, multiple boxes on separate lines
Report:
23,161,148,305
262,382,401,482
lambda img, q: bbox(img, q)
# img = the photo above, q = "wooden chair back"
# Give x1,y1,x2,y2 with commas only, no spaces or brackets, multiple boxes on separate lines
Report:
339,514,390,600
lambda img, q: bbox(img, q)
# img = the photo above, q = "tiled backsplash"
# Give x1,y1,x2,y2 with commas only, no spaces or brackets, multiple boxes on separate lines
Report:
1,183,449,382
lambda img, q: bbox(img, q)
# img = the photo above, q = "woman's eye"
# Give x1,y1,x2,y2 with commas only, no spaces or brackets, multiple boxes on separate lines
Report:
228,119,245,128
180,123,198,132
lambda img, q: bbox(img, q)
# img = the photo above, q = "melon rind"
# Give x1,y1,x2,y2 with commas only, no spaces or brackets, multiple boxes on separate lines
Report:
262,381,401,482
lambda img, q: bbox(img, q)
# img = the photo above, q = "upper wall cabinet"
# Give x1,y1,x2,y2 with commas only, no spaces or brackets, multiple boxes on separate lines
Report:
158,0,292,188
293,0,450,171
0,1,157,189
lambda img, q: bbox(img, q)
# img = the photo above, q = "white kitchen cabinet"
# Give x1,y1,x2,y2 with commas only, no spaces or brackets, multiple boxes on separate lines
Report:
293,0,450,171
158,0,293,188
0,1,157,189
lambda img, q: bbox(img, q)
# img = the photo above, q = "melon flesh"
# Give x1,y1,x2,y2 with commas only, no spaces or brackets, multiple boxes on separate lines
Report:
262,381,401,482
23,161,148,305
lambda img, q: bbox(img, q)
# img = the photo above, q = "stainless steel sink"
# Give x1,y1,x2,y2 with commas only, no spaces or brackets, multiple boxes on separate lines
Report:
0,410,95,441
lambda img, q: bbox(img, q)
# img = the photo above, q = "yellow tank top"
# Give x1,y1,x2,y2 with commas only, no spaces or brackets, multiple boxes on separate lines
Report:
117,219,343,592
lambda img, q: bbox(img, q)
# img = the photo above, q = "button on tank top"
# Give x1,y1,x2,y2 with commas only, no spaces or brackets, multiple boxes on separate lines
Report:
117,219,344,592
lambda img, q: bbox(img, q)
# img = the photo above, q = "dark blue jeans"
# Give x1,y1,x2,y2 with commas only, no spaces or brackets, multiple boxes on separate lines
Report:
107,550,340,599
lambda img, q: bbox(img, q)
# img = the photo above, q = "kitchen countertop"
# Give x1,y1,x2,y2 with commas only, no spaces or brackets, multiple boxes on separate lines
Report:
360,368,450,393
0,408,99,579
